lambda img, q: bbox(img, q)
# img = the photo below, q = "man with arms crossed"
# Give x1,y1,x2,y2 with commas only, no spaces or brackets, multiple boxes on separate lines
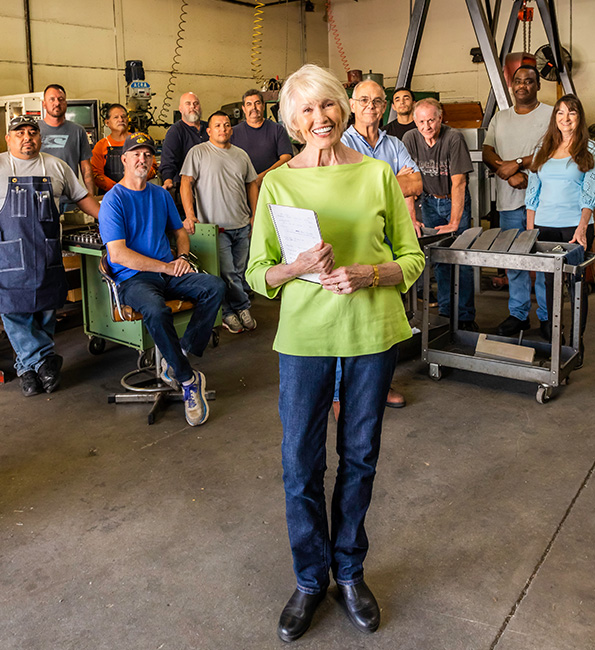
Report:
99,133,225,426
483,65,551,337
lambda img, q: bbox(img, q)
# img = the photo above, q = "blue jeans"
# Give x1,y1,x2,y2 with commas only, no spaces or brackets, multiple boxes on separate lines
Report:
278,345,398,593
119,271,225,383
420,191,475,321
1,310,57,376
219,225,251,317
500,208,547,322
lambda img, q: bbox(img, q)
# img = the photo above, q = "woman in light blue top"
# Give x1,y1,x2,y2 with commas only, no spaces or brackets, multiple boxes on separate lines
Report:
526,94,595,360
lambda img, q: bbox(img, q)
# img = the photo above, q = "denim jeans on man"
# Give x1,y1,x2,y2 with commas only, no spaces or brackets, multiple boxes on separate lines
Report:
218,224,251,317
119,271,225,383
420,190,475,321
278,345,398,594
500,207,547,322
1,310,56,376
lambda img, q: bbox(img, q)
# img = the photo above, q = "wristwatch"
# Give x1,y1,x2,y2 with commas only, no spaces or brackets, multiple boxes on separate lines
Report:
515,157,523,168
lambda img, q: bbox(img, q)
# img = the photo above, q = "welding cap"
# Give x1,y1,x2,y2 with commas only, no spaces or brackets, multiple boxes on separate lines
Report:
8,115,40,132
122,132,156,155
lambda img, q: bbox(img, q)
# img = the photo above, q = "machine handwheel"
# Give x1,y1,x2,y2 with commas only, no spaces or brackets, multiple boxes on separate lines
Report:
137,348,155,370
429,363,442,381
536,385,552,404
88,336,106,355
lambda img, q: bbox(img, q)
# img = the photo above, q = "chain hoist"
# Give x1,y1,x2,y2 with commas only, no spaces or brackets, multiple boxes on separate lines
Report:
519,0,534,53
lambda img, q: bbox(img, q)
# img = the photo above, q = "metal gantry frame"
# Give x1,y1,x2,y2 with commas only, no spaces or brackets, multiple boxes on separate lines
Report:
390,0,575,124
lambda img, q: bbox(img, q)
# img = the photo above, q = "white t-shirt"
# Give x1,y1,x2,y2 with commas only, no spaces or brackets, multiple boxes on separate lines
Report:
180,142,257,230
484,102,552,211
0,152,87,211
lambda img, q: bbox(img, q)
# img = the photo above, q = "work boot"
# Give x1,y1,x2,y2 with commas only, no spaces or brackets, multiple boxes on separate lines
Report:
37,354,63,393
20,370,42,397
497,315,530,337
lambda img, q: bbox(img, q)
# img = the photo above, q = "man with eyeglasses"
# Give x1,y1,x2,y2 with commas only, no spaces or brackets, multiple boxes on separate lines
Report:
341,80,422,203
340,79,422,409
0,116,99,397
231,89,293,189
403,98,478,330
483,65,552,338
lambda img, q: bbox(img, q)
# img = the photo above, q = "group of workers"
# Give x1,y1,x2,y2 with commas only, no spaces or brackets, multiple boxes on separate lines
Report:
1,65,594,641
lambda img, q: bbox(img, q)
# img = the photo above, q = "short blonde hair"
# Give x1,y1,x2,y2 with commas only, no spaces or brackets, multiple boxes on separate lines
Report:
413,97,443,118
279,64,351,143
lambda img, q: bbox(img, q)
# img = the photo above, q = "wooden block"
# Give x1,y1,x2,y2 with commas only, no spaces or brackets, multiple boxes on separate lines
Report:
509,229,539,254
490,229,519,252
66,288,82,303
62,252,81,270
475,333,535,364
470,228,501,250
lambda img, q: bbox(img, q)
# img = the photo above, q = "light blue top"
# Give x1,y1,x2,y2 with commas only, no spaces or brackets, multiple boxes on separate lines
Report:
526,141,595,228
341,125,419,175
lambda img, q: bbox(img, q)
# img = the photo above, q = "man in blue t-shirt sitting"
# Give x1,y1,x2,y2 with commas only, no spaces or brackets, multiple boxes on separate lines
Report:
98,133,225,427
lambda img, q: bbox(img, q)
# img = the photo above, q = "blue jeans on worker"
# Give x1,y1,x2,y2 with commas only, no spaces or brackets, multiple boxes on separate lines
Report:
499,208,547,322
219,225,251,317
1,310,57,376
119,271,225,383
278,345,398,594
420,191,475,321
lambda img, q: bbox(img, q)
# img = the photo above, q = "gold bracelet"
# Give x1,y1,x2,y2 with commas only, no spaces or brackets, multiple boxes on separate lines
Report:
371,264,379,287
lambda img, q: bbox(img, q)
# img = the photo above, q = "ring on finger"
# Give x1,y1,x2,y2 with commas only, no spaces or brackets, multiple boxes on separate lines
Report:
335,283,340,293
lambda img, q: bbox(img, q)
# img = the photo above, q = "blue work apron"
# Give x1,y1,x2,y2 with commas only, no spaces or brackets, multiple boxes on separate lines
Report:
0,153,68,313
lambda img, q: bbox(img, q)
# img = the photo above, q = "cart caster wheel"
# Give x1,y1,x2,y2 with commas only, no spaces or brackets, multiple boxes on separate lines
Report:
561,376,570,386
211,329,220,348
429,363,442,381
536,385,552,404
88,336,106,355
137,348,155,370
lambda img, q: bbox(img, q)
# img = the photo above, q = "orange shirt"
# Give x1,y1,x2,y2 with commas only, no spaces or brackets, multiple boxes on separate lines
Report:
91,134,158,192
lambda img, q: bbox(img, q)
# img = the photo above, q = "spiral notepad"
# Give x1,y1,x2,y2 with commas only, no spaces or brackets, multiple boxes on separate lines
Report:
267,203,323,283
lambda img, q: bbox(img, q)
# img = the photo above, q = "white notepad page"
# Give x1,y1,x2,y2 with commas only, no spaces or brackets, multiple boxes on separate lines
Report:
268,204,323,283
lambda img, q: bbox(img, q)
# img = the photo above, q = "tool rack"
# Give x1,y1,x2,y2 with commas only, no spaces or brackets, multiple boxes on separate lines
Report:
421,227,595,403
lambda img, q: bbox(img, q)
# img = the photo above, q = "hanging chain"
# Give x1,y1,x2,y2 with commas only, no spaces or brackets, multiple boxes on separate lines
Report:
521,0,533,54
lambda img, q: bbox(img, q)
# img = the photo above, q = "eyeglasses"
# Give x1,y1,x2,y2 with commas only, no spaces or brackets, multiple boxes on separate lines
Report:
9,115,40,129
352,97,386,108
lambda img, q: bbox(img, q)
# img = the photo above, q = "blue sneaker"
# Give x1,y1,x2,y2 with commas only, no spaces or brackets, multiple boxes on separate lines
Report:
160,357,180,390
182,371,209,426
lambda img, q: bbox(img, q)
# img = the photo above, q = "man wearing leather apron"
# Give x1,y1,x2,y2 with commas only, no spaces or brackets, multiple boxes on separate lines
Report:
0,116,100,396
91,103,157,194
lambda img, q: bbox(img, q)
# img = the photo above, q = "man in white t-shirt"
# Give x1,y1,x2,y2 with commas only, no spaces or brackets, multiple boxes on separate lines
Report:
483,65,552,337
180,111,259,334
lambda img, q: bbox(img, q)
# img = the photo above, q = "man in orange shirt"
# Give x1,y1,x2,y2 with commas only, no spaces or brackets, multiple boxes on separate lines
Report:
91,104,157,193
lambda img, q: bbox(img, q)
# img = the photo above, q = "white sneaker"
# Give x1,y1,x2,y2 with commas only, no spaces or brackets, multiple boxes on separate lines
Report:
182,371,209,426
237,308,257,331
160,357,180,390
222,313,244,334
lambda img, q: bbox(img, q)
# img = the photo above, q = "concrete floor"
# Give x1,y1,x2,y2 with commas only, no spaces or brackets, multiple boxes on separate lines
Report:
1,289,594,650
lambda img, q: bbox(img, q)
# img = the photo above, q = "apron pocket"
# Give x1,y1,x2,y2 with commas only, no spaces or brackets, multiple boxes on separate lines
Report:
9,187,28,218
45,238,63,269
36,190,54,221
0,239,25,271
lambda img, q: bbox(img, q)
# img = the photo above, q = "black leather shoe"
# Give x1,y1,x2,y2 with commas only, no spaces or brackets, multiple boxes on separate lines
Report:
540,319,551,341
20,370,42,397
459,320,480,332
337,581,380,633
37,354,63,393
498,315,530,337
277,588,326,642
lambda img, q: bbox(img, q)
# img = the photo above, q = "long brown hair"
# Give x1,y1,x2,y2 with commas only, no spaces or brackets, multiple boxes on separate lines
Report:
531,94,594,173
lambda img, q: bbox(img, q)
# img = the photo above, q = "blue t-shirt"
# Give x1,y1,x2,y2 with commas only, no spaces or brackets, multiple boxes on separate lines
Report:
99,183,183,283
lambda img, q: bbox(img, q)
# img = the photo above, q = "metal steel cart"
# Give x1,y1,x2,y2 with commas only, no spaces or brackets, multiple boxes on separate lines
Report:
422,227,595,403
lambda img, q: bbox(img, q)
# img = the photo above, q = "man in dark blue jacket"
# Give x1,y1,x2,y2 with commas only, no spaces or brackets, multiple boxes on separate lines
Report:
159,92,208,207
